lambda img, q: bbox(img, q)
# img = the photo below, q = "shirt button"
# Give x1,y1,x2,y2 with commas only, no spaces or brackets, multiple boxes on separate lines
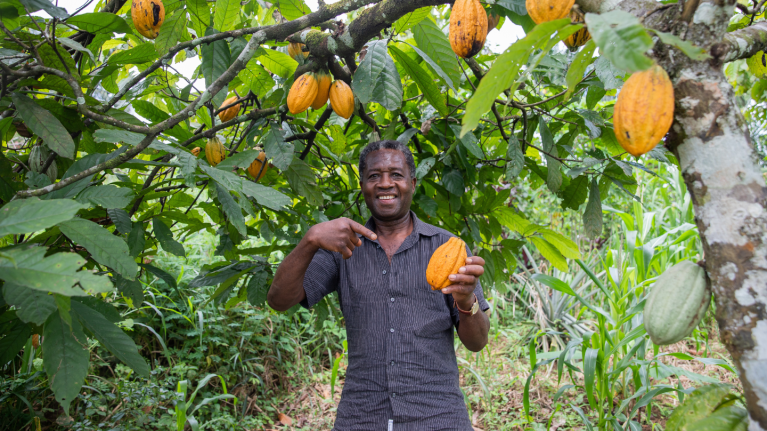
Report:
390,297,395,302
390,328,394,333
390,361,395,366
391,393,396,398
383,270,387,275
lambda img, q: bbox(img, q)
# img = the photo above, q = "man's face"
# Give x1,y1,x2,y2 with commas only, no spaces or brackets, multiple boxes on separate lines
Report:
360,149,416,221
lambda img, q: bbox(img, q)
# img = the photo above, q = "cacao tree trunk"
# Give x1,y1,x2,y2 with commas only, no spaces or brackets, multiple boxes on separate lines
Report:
577,0,767,428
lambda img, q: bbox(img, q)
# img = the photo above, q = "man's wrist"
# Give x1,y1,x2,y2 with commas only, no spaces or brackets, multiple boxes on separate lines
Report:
455,295,476,312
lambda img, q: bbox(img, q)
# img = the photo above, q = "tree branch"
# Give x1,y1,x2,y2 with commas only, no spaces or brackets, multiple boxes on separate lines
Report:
712,21,767,63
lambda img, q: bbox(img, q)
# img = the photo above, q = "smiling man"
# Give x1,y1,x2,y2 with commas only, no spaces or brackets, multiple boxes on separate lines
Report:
267,140,490,430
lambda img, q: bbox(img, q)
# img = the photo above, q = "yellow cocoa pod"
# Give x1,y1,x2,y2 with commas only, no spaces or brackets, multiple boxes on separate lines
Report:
205,137,226,167
426,237,468,290
191,147,201,157
449,0,488,59
564,10,591,49
287,73,319,114
288,42,308,60
131,0,165,39
487,12,501,35
328,80,355,119
747,51,767,78
218,96,241,123
247,151,269,181
311,71,332,110
526,0,575,24
613,64,675,157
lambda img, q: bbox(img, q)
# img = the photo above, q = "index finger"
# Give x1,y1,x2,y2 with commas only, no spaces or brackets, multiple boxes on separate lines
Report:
348,220,377,241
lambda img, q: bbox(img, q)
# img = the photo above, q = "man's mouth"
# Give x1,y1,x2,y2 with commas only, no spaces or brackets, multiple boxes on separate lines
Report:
377,195,396,200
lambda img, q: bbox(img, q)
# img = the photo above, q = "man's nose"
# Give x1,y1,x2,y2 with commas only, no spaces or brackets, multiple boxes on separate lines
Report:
378,173,394,188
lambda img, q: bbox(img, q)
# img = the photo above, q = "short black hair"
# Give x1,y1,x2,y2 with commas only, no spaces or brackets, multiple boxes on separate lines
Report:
358,140,416,180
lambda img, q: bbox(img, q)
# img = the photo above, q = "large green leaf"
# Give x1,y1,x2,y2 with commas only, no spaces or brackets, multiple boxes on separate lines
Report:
262,128,294,171
77,185,134,208
67,12,132,34
18,0,68,18
109,43,159,65
413,19,461,90
0,317,31,366
201,29,231,105
58,218,139,280
214,0,240,31
583,178,603,238
256,48,297,79
539,117,562,193
155,9,187,55
393,7,431,33
353,40,402,110
585,11,653,73
43,311,89,413
530,236,568,272
276,0,311,20
285,159,323,206
11,93,76,159
241,60,274,99
152,218,185,257
240,181,291,211
390,45,448,116
505,136,525,180
186,0,211,37
71,300,150,376
0,197,82,236
565,39,596,100
215,183,247,237
3,283,57,325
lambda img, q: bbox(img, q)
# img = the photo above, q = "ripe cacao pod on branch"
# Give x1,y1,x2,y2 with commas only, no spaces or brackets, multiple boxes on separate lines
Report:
247,152,269,181
449,0,488,59
613,64,675,157
564,10,591,49
526,0,575,24
486,12,501,35
131,0,165,39
328,80,355,119
205,137,226,167
426,237,468,290
288,42,308,61
644,261,711,346
288,73,319,114
191,147,201,157
218,96,241,123
311,71,332,110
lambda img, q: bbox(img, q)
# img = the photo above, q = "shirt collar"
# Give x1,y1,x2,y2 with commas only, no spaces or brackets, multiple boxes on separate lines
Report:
363,211,440,239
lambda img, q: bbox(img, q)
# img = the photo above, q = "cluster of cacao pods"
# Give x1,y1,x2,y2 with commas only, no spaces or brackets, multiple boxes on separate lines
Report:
449,0,487,58
613,64,675,157
288,72,355,119
218,96,241,123
131,0,165,39
426,237,468,290
644,261,711,345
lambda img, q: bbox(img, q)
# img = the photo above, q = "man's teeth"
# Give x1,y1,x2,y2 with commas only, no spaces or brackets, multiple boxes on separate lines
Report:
378,195,396,200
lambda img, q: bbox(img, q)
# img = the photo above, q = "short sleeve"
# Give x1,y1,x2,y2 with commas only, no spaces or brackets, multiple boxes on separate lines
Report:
300,248,339,309
449,245,491,328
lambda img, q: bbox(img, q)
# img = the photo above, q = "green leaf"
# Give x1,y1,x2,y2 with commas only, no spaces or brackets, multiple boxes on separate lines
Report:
107,208,132,234
539,117,562,193
413,19,461,90
241,60,274,99
77,185,134,208
461,19,570,136
530,236,568,272
202,30,231,104
593,56,624,90
541,229,580,259
393,7,431,33
565,39,596,100
71,300,150,376
128,221,146,258
2,283,56,325
58,37,94,62
215,150,260,171
18,0,68,18
506,135,525,180
215,183,247,237
109,43,158,65
186,0,211,37
0,318,31,366
262,128,294,171
689,405,748,431
11,93,76,159
201,165,243,193
67,12,132,34
442,168,465,196
256,48,297,79
153,218,185,257
0,197,82,236
583,178,603,238
449,125,483,158
651,29,711,61
390,45,448,116
494,206,530,233
285,159,323,206
246,269,269,306
240,181,292,211
353,40,402,110
275,0,310,20
155,9,187,55
585,11,653,73
115,274,143,306
214,0,239,31
140,263,178,290
0,247,112,295
43,311,89,413
560,175,589,210
58,218,139,279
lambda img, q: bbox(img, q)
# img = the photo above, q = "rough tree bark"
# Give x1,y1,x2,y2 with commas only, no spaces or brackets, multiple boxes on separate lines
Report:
578,0,767,428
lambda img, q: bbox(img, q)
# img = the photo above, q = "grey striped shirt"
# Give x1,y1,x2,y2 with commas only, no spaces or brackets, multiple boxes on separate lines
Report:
301,212,489,431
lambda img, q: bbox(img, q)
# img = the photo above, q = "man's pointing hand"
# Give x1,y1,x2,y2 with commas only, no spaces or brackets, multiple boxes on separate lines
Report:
307,217,378,259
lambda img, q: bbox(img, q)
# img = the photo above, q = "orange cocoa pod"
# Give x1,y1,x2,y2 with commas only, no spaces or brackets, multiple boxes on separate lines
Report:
426,237,468,290
613,64,675,157
205,137,226,166
328,80,355,119
131,0,165,39
311,71,332,110
247,152,269,181
449,0,488,59
191,147,201,156
288,42,308,60
287,73,319,114
218,96,241,123
525,0,575,24
563,9,591,49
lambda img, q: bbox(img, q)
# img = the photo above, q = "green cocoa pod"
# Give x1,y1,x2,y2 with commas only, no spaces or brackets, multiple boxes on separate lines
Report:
747,51,767,78
644,260,711,346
